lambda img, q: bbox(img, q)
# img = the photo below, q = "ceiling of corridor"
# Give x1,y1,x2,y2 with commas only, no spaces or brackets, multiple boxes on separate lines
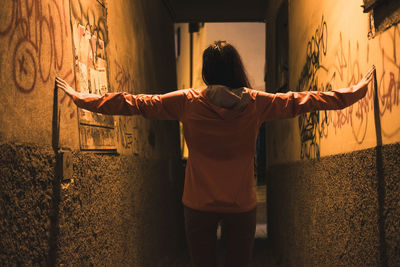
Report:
161,0,268,22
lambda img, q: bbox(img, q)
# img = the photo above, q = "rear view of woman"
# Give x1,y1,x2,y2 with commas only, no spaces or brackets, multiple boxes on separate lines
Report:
56,41,375,267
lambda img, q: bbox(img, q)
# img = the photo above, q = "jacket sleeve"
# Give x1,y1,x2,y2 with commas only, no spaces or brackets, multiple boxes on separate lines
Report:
71,90,187,120
256,84,368,122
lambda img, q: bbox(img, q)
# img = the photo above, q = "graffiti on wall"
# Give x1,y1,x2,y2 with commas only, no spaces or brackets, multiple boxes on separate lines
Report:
115,116,141,155
0,0,76,118
331,26,400,140
331,33,374,144
113,59,140,153
117,117,133,150
297,16,400,159
378,25,400,137
0,0,68,92
297,16,330,159
114,60,135,92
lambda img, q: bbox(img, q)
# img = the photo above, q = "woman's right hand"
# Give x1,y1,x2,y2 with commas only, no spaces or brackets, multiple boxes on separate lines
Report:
55,76,77,98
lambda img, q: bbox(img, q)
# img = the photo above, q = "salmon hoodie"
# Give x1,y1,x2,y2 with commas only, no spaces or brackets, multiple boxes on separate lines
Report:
71,83,368,213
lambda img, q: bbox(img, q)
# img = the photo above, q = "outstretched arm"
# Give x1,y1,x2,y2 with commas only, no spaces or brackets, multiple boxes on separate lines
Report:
55,77,186,120
257,65,376,121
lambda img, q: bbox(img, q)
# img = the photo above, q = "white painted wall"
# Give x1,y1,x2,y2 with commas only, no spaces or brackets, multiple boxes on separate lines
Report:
205,23,266,90
175,22,266,91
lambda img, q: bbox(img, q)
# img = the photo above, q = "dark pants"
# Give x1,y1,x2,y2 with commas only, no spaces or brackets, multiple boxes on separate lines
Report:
183,205,257,267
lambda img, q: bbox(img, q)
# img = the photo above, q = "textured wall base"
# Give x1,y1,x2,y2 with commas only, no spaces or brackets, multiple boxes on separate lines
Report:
0,143,55,265
0,142,186,266
267,143,400,267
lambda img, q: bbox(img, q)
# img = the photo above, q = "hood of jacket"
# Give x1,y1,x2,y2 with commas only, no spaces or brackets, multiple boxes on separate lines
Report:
203,85,252,112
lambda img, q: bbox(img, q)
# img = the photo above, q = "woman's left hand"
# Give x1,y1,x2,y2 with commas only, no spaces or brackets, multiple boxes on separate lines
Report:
55,76,77,98
355,65,376,89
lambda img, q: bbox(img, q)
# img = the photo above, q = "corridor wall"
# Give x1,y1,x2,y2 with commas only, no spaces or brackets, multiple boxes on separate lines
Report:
265,0,400,266
0,0,185,265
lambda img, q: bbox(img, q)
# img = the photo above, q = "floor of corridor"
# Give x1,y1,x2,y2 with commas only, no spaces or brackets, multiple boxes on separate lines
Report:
169,224,279,266
169,238,279,266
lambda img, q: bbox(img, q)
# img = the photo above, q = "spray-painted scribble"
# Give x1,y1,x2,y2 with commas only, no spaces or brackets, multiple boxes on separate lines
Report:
378,25,400,115
116,116,141,155
297,16,329,159
379,71,400,115
114,60,134,92
117,117,134,150
331,25,400,139
332,33,374,144
298,17,400,159
0,0,69,93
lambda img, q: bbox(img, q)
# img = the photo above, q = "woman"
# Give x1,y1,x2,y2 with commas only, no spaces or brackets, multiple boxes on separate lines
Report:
56,41,375,267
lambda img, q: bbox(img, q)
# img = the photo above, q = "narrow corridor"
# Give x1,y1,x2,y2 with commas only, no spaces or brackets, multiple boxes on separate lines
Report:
1,0,399,266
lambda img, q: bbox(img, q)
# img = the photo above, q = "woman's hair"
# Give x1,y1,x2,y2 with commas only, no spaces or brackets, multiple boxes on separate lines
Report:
202,41,251,89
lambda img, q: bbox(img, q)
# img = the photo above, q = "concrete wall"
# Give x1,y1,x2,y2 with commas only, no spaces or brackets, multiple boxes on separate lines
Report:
175,23,191,90
265,0,400,266
267,143,400,266
0,0,185,265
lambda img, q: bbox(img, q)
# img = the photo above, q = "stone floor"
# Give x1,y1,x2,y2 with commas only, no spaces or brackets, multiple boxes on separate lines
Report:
166,223,279,267
167,237,279,267
250,238,279,267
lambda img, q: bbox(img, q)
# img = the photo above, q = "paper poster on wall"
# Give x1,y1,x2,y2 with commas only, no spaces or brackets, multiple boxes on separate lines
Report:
70,0,115,151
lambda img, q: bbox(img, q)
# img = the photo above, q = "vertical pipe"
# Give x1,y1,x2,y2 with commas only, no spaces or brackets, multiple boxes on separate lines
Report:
190,31,193,87
373,70,387,267
48,84,61,266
